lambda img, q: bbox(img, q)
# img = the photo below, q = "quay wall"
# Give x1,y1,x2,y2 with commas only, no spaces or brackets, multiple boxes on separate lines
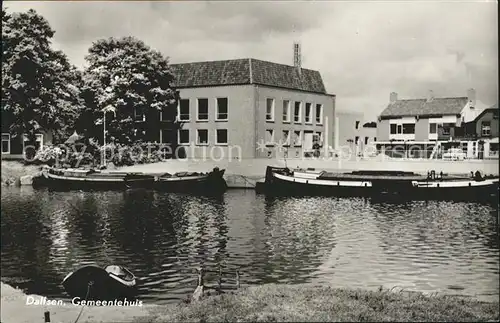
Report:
117,157,499,188
2,158,497,189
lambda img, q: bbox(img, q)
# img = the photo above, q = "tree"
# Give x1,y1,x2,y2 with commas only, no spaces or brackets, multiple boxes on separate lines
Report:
81,36,179,145
1,9,83,148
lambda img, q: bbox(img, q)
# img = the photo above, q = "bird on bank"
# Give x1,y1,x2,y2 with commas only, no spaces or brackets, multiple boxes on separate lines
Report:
191,267,205,302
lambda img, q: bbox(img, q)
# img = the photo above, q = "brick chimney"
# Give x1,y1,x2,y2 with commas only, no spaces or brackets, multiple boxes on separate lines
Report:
427,90,434,102
390,92,398,103
467,88,476,108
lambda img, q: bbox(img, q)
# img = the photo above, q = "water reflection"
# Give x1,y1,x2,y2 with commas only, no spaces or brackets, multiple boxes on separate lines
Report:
1,187,498,304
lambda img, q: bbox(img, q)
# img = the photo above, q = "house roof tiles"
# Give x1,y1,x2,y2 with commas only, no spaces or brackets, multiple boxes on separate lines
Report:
170,58,327,94
380,97,469,118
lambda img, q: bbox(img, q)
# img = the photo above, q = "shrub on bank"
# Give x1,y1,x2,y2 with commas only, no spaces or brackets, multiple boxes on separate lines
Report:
24,142,177,168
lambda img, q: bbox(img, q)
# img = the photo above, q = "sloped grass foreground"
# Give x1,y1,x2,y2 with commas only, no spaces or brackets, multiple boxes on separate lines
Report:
2,282,498,322
140,284,499,322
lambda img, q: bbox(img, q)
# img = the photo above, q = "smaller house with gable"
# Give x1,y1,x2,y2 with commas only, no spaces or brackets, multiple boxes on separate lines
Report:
375,89,497,159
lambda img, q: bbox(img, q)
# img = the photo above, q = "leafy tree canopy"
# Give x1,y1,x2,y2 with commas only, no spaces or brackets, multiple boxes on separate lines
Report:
81,36,178,144
1,9,83,144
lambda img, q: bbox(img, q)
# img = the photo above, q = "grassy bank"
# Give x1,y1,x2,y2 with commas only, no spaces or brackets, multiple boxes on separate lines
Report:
1,160,42,186
144,284,499,322
2,282,498,323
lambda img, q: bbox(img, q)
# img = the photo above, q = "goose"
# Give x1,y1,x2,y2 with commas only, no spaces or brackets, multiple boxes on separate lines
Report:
191,267,205,302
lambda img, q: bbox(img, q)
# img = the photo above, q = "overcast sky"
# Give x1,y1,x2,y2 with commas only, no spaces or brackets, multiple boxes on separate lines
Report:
5,1,498,120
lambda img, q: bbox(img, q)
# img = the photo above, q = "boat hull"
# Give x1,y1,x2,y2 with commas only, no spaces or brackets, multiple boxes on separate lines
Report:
34,167,227,194
62,265,137,301
259,167,499,202
155,168,228,195
35,171,156,191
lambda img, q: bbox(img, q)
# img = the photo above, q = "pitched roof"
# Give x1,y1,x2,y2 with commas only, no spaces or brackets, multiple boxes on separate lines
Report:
170,58,327,94
380,97,469,118
472,106,499,122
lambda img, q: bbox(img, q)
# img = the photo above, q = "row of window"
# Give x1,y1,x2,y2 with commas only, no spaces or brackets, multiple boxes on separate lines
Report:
349,136,375,145
390,123,416,135
141,97,325,124
266,99,324,124
2,133,45,154
134,98,229,123
160,129,228,145
264,129,323,147
165,98,229,122
389,123,453,135
390,121,493,137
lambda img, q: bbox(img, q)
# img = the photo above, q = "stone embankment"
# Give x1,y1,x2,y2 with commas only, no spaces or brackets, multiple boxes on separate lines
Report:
1,161,42,187
117,157,500,188
2,156,498,189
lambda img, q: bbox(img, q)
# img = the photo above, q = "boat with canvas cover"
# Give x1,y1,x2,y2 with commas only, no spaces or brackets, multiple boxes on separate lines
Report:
155,167,228,195
258,166,499,201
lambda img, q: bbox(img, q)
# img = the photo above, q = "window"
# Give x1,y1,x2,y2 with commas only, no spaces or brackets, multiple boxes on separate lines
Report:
315,104,323,124
282,130,291,146
283,100,291,123
481,121,491,136
355,121,360,129
178,99,190,121
161,106,174,121
429,123,437,134
314,132,322,144
293,130,302,146
442,123,453,135
266,98,275,122
374,137,377,142
365,137,369,145
134,107,145,121
197,129,208,145
402,123,415,134
397,125,402,134
294,102,302,123
161,129,173,144
2,133,10,154
305,103,312,123
216,129,228,145
216,98,228,120
197,98,209,121
390,124,397,134
265,129,274,145
178,129,189,145
355,136,359,144
23,134,43,149
490,143,499,155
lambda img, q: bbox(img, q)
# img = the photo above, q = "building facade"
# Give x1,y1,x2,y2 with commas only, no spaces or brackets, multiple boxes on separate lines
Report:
2,58,335,160
375,89,498,159
335,111,377,156
159,58,335,159
1,111,53,159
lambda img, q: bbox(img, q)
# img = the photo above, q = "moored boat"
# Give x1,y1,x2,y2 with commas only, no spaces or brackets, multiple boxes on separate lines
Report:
35,167,156,190
155,167,228,195
62,265,137,301
34,166,228,195
258,166,499,201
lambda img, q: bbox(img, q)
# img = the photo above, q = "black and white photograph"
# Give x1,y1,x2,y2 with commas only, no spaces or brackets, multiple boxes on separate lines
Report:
1,0,499,322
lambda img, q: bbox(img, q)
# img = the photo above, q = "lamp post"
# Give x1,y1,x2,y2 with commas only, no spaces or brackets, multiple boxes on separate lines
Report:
101,105,116,167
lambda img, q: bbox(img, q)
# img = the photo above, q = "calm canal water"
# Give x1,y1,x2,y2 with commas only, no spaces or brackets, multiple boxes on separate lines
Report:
1,187,498,304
